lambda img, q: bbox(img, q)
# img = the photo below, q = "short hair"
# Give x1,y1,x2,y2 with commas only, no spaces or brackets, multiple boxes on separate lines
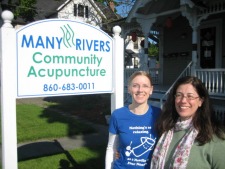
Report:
128,71,153,86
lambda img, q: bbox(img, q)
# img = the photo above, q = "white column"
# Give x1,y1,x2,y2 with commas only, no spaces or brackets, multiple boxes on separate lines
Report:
111,26,124,112
191,26,198,76
0,10,18,169
137,18,156,71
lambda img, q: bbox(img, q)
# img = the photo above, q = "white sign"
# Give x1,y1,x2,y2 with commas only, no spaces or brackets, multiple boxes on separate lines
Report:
16,19,113,97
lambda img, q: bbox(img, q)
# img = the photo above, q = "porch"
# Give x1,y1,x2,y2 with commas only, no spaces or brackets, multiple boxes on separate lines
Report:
124,67,225,125
121,0,225,125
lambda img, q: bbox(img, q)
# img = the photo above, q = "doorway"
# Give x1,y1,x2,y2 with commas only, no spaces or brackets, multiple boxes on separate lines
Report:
198,19,222,68
200,27,216,68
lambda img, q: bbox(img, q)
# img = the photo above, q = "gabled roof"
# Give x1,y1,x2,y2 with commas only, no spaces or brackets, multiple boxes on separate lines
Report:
125,0,220,31
35,0,65,19
41,0,120,21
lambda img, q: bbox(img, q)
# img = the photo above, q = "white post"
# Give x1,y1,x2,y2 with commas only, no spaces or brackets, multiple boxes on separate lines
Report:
137,18,156,71
0,10,18,169
191,27,198,76
111,26,124,113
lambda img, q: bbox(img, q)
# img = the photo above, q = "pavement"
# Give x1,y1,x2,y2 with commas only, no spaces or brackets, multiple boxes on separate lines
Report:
15,97,109,161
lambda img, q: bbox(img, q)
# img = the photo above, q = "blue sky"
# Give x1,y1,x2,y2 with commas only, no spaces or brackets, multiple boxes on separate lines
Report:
115,0,135,17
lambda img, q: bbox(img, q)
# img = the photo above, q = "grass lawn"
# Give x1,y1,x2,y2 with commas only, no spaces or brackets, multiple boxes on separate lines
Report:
1,95,110,169
16,104,95,143
18,146,106,169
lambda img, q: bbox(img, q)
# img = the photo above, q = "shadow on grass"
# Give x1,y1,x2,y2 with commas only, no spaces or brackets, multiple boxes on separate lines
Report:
43,94,111,120
18,140,106,169
18,140,81,169
18,140,64,161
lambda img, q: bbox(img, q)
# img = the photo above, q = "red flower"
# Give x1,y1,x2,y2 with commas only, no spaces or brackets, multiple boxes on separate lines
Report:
176,157,182,164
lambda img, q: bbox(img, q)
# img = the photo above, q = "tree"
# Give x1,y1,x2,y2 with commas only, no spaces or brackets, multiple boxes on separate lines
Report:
148,43,159,60
95,0,135,17
1,0,37,22
14,0,37,22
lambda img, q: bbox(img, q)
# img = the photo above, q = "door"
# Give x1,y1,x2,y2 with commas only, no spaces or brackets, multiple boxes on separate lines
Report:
200,27,216,68
198,19,222,68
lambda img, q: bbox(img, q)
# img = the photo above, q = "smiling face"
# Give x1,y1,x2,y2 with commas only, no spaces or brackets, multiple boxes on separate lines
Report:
175,83,203,121
128,75,153,105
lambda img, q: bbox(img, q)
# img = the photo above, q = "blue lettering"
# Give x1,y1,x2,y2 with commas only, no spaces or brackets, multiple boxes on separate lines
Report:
46,37,54,49
94,40,98,51
21,35,62,49
21,35,34,48
56,37,62,49
76,39,82,50
99,41,104,51
35,36,45,48
105,41,110,52
86,39,93,51
83,39,85,51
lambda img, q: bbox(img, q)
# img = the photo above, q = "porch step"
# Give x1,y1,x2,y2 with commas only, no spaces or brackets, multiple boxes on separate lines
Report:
148,91,167,108
210,95,225,101
148,100,161,108
150,93,166,100
149,91,167,102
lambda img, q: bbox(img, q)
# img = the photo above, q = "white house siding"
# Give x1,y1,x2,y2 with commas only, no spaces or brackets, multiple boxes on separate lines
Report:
125,36,145,68
57,0,103,28
163,15,192,85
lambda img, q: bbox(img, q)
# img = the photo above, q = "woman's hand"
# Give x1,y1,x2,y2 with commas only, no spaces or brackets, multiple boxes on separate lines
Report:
115,151,120,159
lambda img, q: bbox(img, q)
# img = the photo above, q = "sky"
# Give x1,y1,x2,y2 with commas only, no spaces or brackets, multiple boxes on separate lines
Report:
115,0,135,17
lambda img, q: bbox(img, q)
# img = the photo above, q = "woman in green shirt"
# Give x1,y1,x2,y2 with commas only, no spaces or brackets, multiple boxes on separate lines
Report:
151,76,225,169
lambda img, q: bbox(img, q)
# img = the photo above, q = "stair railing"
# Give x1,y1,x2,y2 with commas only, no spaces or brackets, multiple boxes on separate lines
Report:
159,61,193,108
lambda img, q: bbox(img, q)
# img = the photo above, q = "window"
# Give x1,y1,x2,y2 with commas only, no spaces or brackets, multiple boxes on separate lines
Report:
78,4,84,17
134,40,138,49
74,4,89,18
85,6,88,18
74,4,77,16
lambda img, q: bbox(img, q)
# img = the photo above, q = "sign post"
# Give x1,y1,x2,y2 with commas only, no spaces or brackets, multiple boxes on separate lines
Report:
0,11,18,169
111,26,124,111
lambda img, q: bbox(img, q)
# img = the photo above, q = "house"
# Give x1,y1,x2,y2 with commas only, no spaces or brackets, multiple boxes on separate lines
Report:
120,0,225,123
0,0,120,33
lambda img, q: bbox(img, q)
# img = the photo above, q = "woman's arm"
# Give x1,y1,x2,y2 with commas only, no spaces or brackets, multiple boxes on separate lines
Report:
105,132,119,169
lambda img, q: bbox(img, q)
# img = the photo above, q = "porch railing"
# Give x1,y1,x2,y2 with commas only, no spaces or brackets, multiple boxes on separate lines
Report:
214,105,225,126
195,69,225,96
124,65,225,106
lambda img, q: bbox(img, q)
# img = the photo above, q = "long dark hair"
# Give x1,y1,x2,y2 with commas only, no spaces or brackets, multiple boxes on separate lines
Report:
157,76,225,145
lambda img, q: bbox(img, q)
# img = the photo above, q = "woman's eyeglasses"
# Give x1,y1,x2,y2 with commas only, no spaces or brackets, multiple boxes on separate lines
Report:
174,93,199,100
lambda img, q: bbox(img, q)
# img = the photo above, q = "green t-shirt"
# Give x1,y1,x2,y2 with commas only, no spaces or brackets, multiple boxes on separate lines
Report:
165,130,225,169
